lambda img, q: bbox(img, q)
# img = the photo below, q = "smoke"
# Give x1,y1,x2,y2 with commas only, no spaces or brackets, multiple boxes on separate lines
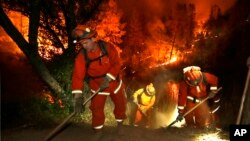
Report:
117,0,237,39
117,0,237,70
189,0,237,22
118,0,236,23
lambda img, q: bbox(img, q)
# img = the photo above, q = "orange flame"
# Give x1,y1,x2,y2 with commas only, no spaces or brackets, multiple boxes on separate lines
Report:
42,90,64,108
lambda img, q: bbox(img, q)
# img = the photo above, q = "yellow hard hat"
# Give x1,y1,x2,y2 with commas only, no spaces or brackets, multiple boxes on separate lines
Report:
146,83,155,96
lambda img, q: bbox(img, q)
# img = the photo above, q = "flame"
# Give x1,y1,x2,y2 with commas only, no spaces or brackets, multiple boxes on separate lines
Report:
118,0,237,71
1,11,27,56
37,35,63,60
149,54,179,68
194,21,207,36
42,90,64,108
43,93,55,104
4,0,237,63
4,11,64,60
85,0,126,56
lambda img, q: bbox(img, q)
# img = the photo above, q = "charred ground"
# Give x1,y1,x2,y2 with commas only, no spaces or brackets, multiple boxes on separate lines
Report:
2,123,229,141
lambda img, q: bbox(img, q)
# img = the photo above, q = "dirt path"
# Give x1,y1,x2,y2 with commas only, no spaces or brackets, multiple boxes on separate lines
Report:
2,123,229,141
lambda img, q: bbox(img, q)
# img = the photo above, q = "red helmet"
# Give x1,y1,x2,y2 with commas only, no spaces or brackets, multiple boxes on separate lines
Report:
183,66,203,86
71,25,97,43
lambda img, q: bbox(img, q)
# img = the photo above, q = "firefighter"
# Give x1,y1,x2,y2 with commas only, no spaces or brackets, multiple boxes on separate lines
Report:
177,66,221,128
71,25,127,135
132,83,156,128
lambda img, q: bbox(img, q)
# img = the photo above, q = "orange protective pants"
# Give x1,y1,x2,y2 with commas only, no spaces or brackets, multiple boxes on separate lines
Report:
90,86,127,128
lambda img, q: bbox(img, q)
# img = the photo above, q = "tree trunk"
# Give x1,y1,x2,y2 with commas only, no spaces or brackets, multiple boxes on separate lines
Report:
0,7,64,95
29,0,40,48
59,0,76,57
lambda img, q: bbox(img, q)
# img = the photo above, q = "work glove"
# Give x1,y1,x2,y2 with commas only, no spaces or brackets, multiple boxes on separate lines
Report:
176,113,184,122
73,93,84,114
139,106,147,115
176,109,184,122
99,76,112,90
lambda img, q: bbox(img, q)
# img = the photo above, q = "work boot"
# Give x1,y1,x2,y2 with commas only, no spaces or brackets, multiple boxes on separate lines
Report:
116,121,125,136
117,121,123,128
92,129,103,141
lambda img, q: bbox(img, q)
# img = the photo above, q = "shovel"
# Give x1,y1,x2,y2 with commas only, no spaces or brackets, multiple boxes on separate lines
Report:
44,88,101,141
166,87,222,128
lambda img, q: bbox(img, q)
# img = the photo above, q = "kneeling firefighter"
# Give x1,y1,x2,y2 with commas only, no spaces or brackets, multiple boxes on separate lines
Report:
177,66,221,128
132,83,156,128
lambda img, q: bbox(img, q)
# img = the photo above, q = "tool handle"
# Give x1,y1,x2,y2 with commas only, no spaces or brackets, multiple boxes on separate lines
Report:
44,88,101,141
44,112,76,141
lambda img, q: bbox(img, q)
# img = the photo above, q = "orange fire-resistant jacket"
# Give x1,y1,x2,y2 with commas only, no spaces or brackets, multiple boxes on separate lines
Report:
71,41,122,94
178,72,218,108
71,41,126,129
178,72,219,127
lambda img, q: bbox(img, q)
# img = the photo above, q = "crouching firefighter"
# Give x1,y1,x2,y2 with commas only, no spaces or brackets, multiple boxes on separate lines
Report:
132,83,156,128
177,66,221,128
71,25,127,136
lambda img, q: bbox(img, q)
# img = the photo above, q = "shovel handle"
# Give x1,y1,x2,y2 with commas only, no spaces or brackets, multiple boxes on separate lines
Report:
44,112,76,141
183,87,222,117
166,87,222,128
44,88,102,141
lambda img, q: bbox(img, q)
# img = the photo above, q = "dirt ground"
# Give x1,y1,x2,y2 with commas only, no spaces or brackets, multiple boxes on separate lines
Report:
2,123,230,141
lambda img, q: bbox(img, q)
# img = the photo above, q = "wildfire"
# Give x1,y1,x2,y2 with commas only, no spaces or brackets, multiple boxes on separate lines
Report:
149,54,179,69
85,0,126,56
42,90,64,108
37,39,63,60
5,11,64,60
1,11,27,56
194,21,207,36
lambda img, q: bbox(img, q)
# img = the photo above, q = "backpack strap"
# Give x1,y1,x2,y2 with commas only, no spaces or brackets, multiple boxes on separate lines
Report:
202,72,212,94
81,49,90,67
98,40,108,56
202,72,208,86
81,40,108,68
81,40,109,82
86,40,108,64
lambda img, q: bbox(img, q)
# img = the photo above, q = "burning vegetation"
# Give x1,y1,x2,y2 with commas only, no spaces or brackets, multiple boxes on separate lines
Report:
1,0,237,112
3,0,237,65
1,0,239,100
2,1,250,140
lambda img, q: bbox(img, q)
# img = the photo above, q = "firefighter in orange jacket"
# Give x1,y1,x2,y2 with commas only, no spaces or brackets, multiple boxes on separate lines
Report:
177,66,220,128
132,83,156,127
71,25,127,133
